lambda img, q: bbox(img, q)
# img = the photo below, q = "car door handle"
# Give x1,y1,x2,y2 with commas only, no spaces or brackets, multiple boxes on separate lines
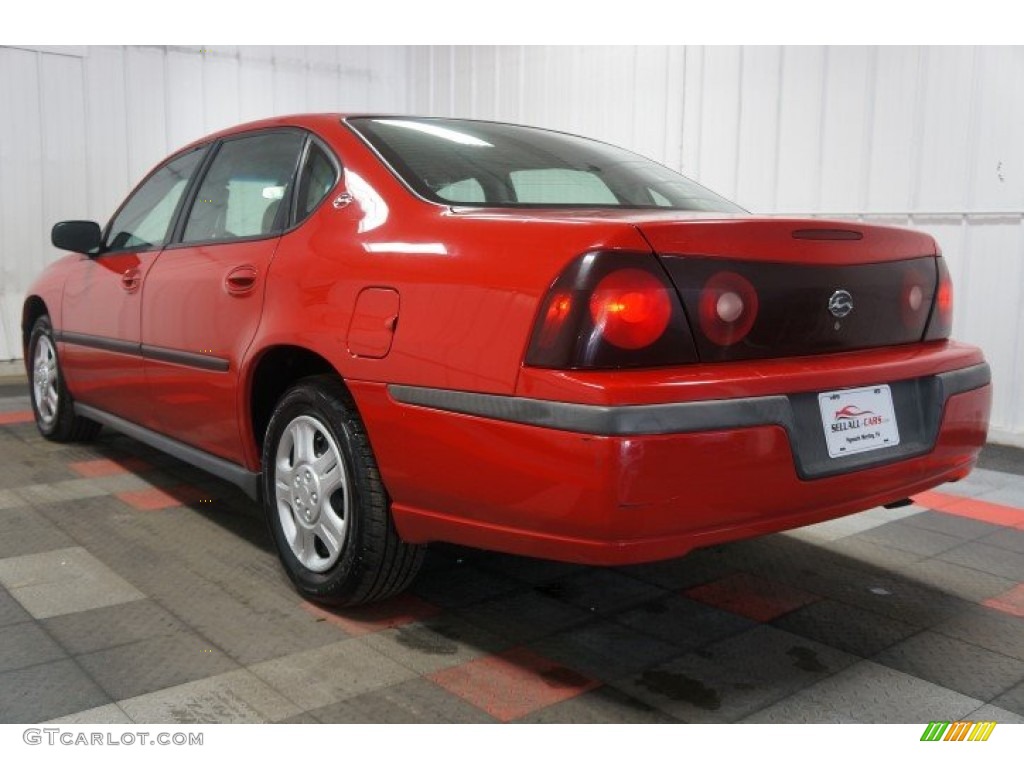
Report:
224,265,258,295
121,267,141,293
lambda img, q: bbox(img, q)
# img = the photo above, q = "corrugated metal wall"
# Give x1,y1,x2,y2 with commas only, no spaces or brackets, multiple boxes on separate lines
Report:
408,45,1024,447
0,44,408,363
3,45,1022,445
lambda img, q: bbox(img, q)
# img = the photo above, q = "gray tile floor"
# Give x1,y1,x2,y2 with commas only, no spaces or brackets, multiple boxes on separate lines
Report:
0,382,1022,724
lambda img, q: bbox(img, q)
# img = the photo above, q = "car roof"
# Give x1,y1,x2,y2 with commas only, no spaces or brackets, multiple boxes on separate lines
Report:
178,113,349,151
175,113,580,154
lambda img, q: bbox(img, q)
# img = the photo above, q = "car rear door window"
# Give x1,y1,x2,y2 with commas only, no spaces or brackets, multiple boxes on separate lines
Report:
295,141,339,222
182,132,304,244
106,148,205,252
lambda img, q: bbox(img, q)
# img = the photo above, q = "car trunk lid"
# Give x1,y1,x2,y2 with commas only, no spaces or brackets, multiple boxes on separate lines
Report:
637,219,941,363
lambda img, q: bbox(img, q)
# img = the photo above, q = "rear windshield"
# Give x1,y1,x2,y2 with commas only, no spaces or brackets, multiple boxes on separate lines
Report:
347,117,744,212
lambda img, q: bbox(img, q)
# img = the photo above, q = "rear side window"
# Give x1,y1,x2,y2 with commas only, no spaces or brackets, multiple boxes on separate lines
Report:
106,148,205,252
295,142,338,222
182,132,304,243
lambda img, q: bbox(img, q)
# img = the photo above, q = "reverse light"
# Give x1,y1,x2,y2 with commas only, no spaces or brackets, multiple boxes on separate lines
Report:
901,266,932,331
525,251,697,369
698,271,759,346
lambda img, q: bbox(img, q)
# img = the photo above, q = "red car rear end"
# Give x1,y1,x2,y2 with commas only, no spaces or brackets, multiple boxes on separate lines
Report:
355,211,990,564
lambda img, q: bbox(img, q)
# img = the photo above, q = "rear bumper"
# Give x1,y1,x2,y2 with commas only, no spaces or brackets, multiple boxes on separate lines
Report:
350,347,991,565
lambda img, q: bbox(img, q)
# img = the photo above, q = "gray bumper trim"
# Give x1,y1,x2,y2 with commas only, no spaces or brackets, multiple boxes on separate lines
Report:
388,362,990,438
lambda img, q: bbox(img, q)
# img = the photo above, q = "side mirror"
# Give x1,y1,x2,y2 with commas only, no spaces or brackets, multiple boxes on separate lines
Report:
52,220,102,255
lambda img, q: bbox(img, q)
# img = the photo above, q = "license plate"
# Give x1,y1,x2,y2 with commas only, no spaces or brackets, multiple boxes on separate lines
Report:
818,384,900,459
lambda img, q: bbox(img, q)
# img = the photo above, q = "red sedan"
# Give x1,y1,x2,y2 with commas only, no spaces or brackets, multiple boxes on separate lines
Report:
24,114,991,605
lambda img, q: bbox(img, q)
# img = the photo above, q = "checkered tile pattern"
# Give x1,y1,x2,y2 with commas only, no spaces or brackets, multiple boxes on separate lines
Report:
1,380,1022,724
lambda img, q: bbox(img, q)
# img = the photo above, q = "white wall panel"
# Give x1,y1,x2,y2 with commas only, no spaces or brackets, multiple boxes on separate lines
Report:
680,47,703,176
408,46,432,115
202,50,241,134
735,46,781,211
165,50,205,150
956,220,1022,434
0,44,409,363
365,46,407,113
271,46,307,116
775,46,826,214
124,47,168,182
0,48,43,358
83,47,130,223
915,47,976,212
238,47,275,123
307,48,342,112
39,54,88,275
819,46,872,213
971,47,1024,212
866,46,919,212
493,47,521,122
696,46,742,201
631,46,669,164
429,47,453,116
469,47,497,121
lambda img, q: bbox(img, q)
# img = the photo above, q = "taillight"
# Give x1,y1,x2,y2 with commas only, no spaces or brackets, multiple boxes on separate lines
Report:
697,271,759,346
525,251,697,369
589,269,672,350
924,257,953,340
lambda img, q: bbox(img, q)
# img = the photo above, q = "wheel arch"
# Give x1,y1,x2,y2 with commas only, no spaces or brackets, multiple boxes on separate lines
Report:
22,295,49,363
245,344,350,465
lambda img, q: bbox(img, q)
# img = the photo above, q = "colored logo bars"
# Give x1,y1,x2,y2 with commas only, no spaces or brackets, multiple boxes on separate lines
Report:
920,721,997,742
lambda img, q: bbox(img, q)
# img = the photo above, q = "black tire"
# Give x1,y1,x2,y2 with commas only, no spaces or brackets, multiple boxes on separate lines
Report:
27,316,101,443
261,374,424,605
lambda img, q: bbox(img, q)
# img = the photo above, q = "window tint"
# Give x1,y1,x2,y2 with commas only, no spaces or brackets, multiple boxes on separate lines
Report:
648,188,672,207
183,132,304,243
295,142,338,221
106,148,204,252
349,117,744,212
436,177,485,203
510,169,617,204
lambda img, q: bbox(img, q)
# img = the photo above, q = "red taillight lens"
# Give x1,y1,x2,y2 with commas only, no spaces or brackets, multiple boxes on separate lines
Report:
526,252,697,369
697,271,759,346
925,256,954,340
589,269,672,350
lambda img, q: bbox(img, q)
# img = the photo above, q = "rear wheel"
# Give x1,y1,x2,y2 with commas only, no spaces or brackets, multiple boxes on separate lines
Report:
28,316,101,442
261,375,423,605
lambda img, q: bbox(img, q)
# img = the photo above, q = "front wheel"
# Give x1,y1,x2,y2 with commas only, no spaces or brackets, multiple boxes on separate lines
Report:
28,316,100,442
261,375,424,605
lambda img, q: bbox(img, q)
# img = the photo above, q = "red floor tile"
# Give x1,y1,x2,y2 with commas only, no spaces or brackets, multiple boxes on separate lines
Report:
982,583,1024,618
912,490,1024,527
429,647,598,721
69,457,151,478
116,484,209,510
684,572,821,622
302,594,441,637
0,410,34,425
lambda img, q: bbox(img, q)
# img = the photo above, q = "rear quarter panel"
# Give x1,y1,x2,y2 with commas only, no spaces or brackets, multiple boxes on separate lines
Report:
246,119,651,397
